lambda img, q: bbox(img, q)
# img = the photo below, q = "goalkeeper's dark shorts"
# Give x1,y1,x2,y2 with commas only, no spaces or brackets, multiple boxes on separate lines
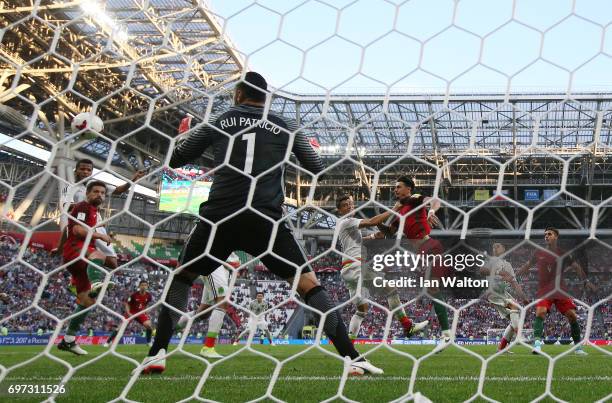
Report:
178,211,313,280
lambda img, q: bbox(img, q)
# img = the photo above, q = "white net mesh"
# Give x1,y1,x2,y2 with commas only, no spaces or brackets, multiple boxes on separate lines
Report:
0,0,611,401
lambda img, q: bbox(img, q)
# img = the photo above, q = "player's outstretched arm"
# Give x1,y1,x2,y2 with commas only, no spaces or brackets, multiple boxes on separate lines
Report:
363,231,386,240
479,262,491,276
72,224,112,244
568,260,595,290
54,195,75,254
52,227,69,256
502,271,530,303
358,211,393,229
569,260,587,280
169,123,218,168
516,256,535,276
292,131,324,174
113,170,146,195
358,201,403,229
423,196,441,211
366,221,398,240
423,196,442,228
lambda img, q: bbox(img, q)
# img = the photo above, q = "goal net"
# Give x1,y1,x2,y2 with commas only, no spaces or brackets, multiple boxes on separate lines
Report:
0,0,610,402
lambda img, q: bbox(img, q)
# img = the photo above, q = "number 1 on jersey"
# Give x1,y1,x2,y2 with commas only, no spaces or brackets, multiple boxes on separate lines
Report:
242,132,255,174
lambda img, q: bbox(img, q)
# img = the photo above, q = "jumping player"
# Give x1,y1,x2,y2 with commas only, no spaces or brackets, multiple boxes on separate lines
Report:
138,72,382,376
57,181,112,355
372,177,452,349
55,158,145,270
334,194,428,340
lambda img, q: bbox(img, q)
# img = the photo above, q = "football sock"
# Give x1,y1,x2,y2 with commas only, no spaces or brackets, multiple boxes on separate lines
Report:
67,304,88,337
502,324,515,341
349,311,366,339
433,301,449,331
533,316,544,340
510,311,519,331
149,276,191,356
499,324,515,350
570,320,581,344
304,286,360,360
146,328,152,343
235,328,249,342
400,316,413,331
86,261,106,298
387,292,412,329
204,308,225,348
107,329,119,343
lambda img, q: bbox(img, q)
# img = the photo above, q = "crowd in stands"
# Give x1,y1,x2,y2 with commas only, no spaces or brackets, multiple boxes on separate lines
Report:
255,281,294,335
309,246,342,270
0,240,295,339
0,238,609,342
248,267,610,340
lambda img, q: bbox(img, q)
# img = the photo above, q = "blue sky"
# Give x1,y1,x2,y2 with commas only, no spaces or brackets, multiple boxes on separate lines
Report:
207,0,612,94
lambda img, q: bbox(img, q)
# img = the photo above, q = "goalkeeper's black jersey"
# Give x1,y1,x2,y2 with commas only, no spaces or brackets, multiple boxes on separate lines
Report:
170,104,323,219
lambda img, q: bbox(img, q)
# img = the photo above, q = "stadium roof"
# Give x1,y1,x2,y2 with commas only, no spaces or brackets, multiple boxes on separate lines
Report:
270,93,612,156
0,0,243,177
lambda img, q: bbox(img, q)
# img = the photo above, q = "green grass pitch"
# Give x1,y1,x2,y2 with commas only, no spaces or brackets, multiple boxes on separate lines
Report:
0,344,609,402
159,193,199,214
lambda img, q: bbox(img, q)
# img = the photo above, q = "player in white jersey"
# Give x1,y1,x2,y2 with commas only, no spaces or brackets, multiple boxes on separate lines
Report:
232,292,275,345
176,252,241,358
481,242,529,352
335,195,429,340
54,158,145,270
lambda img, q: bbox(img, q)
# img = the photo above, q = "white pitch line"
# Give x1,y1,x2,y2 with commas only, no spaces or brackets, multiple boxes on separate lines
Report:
3,375,611,382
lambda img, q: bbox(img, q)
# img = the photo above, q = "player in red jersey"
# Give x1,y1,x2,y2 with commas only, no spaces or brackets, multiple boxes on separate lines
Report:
335,195,429,340
105,280,154,347
517,227,590,355
57,181,113,356
373,177,452,349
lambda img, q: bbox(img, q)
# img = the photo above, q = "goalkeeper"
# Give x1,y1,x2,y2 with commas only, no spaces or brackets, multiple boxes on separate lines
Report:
138,72,382,376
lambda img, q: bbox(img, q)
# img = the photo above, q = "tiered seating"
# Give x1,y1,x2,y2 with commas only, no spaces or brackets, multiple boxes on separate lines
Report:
113,234,182,260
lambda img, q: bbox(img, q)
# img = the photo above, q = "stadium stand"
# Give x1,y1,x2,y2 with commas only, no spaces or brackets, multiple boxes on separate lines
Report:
0,239,609,340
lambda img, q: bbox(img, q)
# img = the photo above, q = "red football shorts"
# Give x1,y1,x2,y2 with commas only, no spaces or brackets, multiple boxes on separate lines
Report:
418,238,450,279
65,260,91,294
125,311,150,325
63,245,96,262
536,298,576,314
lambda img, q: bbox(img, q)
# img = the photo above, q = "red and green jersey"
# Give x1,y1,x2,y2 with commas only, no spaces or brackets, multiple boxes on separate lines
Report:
64,201,99,259
394,194,431,240
127,291,152,313
533,247,575,297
